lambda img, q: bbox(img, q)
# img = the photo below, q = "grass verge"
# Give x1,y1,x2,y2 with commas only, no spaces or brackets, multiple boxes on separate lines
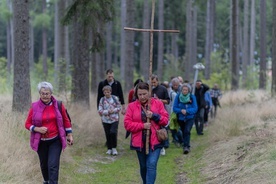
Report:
60,127,210,184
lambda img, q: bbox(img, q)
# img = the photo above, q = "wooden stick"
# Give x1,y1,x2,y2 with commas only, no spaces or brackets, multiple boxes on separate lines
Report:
145,0,156,155
124,27,180,33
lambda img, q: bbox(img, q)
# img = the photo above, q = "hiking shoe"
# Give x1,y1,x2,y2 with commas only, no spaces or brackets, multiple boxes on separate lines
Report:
183,147,190,154
160,148,166,156
106,149,112,155
112,148,118,155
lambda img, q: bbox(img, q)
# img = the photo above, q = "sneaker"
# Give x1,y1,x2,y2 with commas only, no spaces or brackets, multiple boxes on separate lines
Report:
183,147,190,154
112,148,118,155
106,149,112,155
160,148,166,156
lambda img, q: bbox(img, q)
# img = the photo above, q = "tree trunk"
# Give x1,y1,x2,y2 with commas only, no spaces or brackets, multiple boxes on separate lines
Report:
106,22,113,69
58,0,66,92
204,0,211,79
184,0,192,81
71,16,90,108
171,31,179,60
249,0,256,66
42,0,48,79
259,0,267,89
231,0,239,90
91,52,97,94
157,0,164,80
6,14,12,74
210,0,215,53
54,0,60,87
29,22,34,69
191,5,197,75
242,0,249,88
120,0,126,83
140,0,150,80
7,0,14,83
272,0,276,96
125,0,135,92
12,0,31,112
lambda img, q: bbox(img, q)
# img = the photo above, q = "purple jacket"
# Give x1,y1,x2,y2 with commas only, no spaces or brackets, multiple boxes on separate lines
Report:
30,97,67,151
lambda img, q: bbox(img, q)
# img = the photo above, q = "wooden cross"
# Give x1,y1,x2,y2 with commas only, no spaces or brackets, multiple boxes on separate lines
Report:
124,0,180,155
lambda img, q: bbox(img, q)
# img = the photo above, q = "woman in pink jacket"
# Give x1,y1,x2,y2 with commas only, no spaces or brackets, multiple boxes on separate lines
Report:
124,82,169,184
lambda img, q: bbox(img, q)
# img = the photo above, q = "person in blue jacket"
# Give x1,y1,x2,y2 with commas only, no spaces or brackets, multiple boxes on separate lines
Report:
173,83,198,154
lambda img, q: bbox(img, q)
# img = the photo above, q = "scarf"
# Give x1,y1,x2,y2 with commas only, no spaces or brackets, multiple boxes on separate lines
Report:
179,93,190,104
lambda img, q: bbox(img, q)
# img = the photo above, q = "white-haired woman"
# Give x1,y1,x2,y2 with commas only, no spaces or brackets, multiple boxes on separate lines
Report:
25,81,73,184
173,83,197,154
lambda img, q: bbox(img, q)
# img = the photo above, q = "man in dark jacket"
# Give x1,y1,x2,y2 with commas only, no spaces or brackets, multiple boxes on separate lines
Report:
194,79,209,135
97,69,126,115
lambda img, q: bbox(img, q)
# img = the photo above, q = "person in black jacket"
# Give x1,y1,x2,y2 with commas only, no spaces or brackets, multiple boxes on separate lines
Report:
194,79,209,135
97,69,126,115
151,74,170,155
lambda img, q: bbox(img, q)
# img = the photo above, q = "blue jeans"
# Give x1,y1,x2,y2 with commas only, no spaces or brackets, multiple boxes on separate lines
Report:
136,148,161,184
178,118,194,148
171,129,183,144
37,137,62,184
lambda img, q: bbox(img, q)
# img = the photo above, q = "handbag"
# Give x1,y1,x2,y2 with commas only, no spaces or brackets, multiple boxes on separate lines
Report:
141,105,168,142
154,126,168,142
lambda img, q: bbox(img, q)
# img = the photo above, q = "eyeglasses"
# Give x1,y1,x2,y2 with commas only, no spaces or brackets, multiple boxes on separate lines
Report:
40,92,51,96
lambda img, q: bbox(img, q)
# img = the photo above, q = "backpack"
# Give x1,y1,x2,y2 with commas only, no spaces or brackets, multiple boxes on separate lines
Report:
57,101,71,124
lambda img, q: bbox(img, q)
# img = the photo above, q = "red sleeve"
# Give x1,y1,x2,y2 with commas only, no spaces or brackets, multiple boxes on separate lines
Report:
61,104,72,130
128,89,134,104
25,108,33,130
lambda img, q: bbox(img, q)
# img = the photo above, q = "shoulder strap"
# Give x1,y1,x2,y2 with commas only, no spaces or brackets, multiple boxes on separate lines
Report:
111,95,118,105
57,100,62,113
58,100,72,123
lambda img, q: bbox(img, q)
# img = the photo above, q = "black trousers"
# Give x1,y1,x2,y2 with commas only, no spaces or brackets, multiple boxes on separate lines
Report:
102,121,119,149
195,107,205,134
37,137,62,184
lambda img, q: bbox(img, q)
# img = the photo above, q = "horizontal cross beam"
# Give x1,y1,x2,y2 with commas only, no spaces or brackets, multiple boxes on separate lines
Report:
124,27,180,33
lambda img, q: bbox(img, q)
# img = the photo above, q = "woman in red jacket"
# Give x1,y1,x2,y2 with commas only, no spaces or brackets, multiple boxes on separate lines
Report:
124,82,169,184
25,81,73,184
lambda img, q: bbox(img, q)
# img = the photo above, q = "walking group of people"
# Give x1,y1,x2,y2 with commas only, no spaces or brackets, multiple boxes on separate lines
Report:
24,69,222,184
96,69,222,184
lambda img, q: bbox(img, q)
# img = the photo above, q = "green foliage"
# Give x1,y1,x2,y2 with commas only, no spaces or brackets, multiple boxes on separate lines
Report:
0,2,12,21
0,57,11,93
62,0,114,26
162,54,185,81
0,57,6,77
205,51,231,90
32,13,51,28
62,0,115,52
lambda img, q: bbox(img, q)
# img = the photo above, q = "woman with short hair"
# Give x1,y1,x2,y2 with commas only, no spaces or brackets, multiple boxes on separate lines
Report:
25,81,73,184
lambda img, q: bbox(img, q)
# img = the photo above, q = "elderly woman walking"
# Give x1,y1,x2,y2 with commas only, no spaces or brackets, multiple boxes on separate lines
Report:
25,81,73,184
173,83,197,154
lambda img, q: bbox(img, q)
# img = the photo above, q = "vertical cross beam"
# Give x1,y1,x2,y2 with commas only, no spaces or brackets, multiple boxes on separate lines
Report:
124,0,179,154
